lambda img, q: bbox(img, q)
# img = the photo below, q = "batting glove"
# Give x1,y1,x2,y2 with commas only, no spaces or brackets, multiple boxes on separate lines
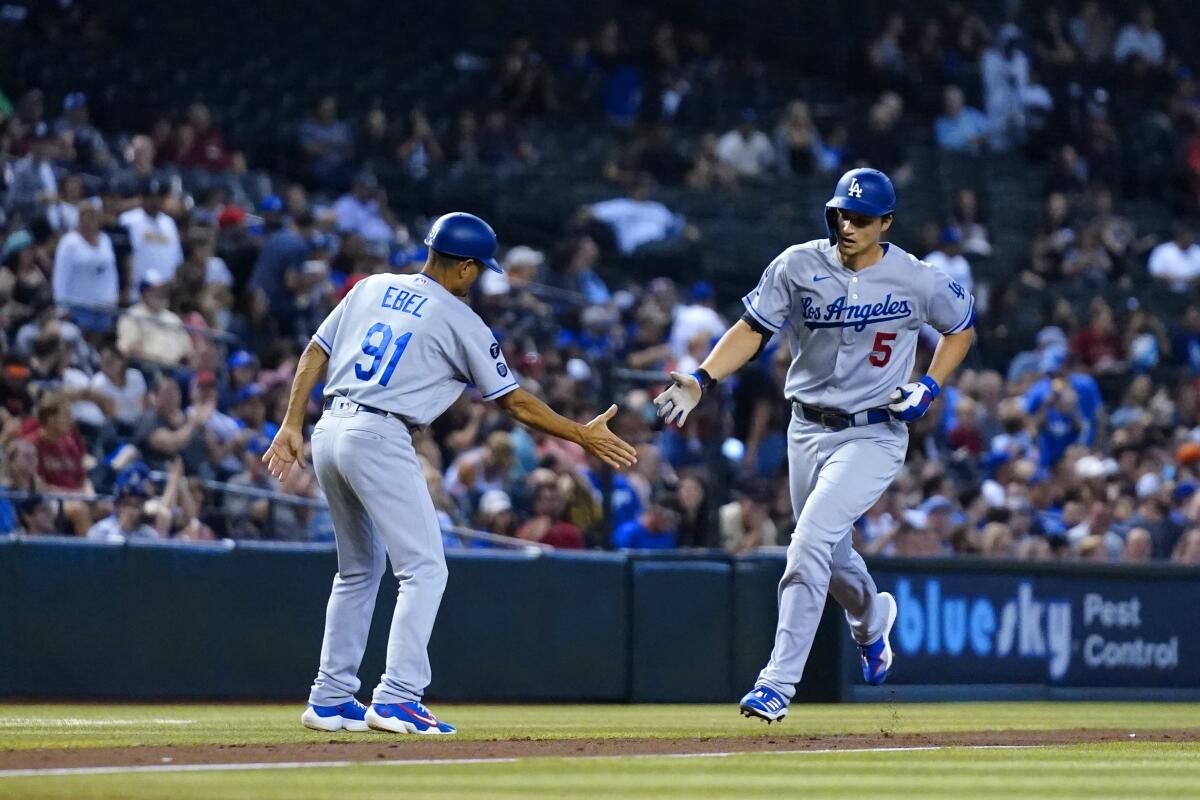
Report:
887,375,940,422
654,371,705,427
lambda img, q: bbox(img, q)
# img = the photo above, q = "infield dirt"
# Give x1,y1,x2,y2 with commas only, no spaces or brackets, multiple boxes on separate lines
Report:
4,727,1197,770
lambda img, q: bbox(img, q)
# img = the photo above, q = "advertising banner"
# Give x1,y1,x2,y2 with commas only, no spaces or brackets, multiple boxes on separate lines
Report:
870,567,1199,689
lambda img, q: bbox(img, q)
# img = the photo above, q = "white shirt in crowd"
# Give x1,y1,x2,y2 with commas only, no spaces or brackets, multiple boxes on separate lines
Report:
120,207,183,289
1113,24,1164,65
590,198,681,256
86,515,160,543
715,130,775,178
669,303,726,359
91,368,148,427
52,229,119,307
332,194,393,244
923,249,975,294
62,367,106,428
1147,240,1200,293
205,255,233,287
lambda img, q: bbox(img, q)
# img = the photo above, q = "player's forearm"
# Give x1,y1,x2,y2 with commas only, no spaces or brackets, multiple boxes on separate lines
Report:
699,320,766,381
496,388,585,445
282,342,329,431
927,328,974,387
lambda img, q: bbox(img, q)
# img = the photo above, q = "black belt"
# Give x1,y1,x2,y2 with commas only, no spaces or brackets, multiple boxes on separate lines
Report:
793,401,893,431
322,396,423,433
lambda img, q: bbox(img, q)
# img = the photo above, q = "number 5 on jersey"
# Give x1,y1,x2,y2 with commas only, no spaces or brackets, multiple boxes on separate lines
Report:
355,322,413,386
869,331,896,367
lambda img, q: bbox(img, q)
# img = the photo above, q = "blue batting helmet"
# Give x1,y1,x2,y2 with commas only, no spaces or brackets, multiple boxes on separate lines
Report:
424,212,503,273
824,168,896,243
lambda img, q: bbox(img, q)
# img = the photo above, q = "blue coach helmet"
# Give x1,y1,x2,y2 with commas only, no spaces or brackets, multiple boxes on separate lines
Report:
824,168,896,243
424,212,504,273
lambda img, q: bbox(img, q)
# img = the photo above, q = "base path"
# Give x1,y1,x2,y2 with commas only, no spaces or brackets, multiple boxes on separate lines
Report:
2,728,1197,772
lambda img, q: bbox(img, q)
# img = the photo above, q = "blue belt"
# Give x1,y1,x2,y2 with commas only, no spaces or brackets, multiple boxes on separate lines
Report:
323,396,423,433
793,402,893,430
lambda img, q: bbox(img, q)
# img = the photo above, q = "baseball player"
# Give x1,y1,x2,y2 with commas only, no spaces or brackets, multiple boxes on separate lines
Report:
265,212,638,735
654,168,975,722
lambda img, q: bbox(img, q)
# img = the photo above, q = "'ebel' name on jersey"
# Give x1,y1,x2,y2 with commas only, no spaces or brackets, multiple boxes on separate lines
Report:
801,293,913,331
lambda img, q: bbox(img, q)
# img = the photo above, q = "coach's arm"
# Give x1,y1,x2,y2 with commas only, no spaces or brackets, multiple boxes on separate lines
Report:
496,388,638,470
264,341,329,481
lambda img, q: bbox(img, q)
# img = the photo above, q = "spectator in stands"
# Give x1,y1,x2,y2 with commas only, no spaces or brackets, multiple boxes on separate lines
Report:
774,100,824,177
473,488,519,540
119,178,183,293
116,270,192,369
613,496,678,549
250,210,324,339
981,27,1031,151
718,480,778,553
668,281,724,360
949,188,992,256
15,494,57,536
865,13,909,91
173,103,244,174
1171,304,1200,375
298,95,354,192
716,109,775,180
934,85,990,154
1069,0,1116,65
673,473,713,548
444,430,518,507
133,374,212,479
91,339,147,434
86,479,162,543
332,172,395,245
516,483,584,548
225,434,305,540
109,135,164,198
395,110,445,180
0,438,41,532
21,392,92,532
478,110,536,168
52,204,118,331
1147,220,1200,293
53,91,113,175
851,93,913,187
7,123,57,221
584,175,697,257
1061,222,1114,284
923,226,974,293
1113,5,1165,66
1071,300,1125,373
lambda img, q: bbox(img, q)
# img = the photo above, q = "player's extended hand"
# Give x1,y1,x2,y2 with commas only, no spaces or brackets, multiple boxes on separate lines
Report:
887,375,940,422
580,404,639,470
263,425,307,482
653,372,702,427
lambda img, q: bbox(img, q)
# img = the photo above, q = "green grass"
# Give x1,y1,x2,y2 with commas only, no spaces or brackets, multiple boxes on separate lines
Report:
1,702,1198,750
2,703,1198,799
1,743,1198,799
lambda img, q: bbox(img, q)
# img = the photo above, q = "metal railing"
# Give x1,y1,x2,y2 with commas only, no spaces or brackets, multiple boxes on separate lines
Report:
0,484,546,550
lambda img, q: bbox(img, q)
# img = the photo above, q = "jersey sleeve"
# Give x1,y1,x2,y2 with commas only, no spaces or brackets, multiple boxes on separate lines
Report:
458,318,519,401
741,252,794,333
311,280,361,354
925,265,976,334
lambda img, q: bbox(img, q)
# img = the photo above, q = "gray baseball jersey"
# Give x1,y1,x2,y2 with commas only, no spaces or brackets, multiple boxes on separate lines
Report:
313,273,519,421
742,239,975,411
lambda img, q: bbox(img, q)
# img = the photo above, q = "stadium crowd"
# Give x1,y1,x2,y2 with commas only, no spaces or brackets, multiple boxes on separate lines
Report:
0,1,1198,564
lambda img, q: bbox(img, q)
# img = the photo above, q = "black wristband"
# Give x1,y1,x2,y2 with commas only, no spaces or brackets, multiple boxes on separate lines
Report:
692,368,717,394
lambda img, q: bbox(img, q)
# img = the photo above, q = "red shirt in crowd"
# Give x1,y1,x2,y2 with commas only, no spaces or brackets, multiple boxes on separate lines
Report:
22,425,87,490
1072,328,1124,369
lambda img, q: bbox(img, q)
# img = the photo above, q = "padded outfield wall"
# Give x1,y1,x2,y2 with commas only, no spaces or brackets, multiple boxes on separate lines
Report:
1,538,1197,701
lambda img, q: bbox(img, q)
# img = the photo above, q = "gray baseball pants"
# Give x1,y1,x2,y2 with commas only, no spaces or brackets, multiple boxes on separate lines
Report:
756,413,907,700
307,403,447,707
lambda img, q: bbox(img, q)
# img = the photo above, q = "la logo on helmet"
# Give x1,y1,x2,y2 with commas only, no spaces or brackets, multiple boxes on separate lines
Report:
847,178,864,198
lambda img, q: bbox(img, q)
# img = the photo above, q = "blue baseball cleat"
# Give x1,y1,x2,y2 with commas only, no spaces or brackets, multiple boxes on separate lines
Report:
739,685,788,723
860,591,898,686
301,698,369,732
366,701,457,735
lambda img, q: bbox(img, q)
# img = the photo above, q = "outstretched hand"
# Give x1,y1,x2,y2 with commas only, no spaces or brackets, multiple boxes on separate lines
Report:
653,371,702,427
580,405,639,470
263,426,307,482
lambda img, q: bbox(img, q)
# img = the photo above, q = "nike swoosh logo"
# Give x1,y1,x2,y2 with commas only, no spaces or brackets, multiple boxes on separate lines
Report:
813,275,833,282
402,707,440,726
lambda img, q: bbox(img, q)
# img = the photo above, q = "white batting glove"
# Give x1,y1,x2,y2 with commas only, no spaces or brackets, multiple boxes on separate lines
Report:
887,375,940,422
654,371,703,427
